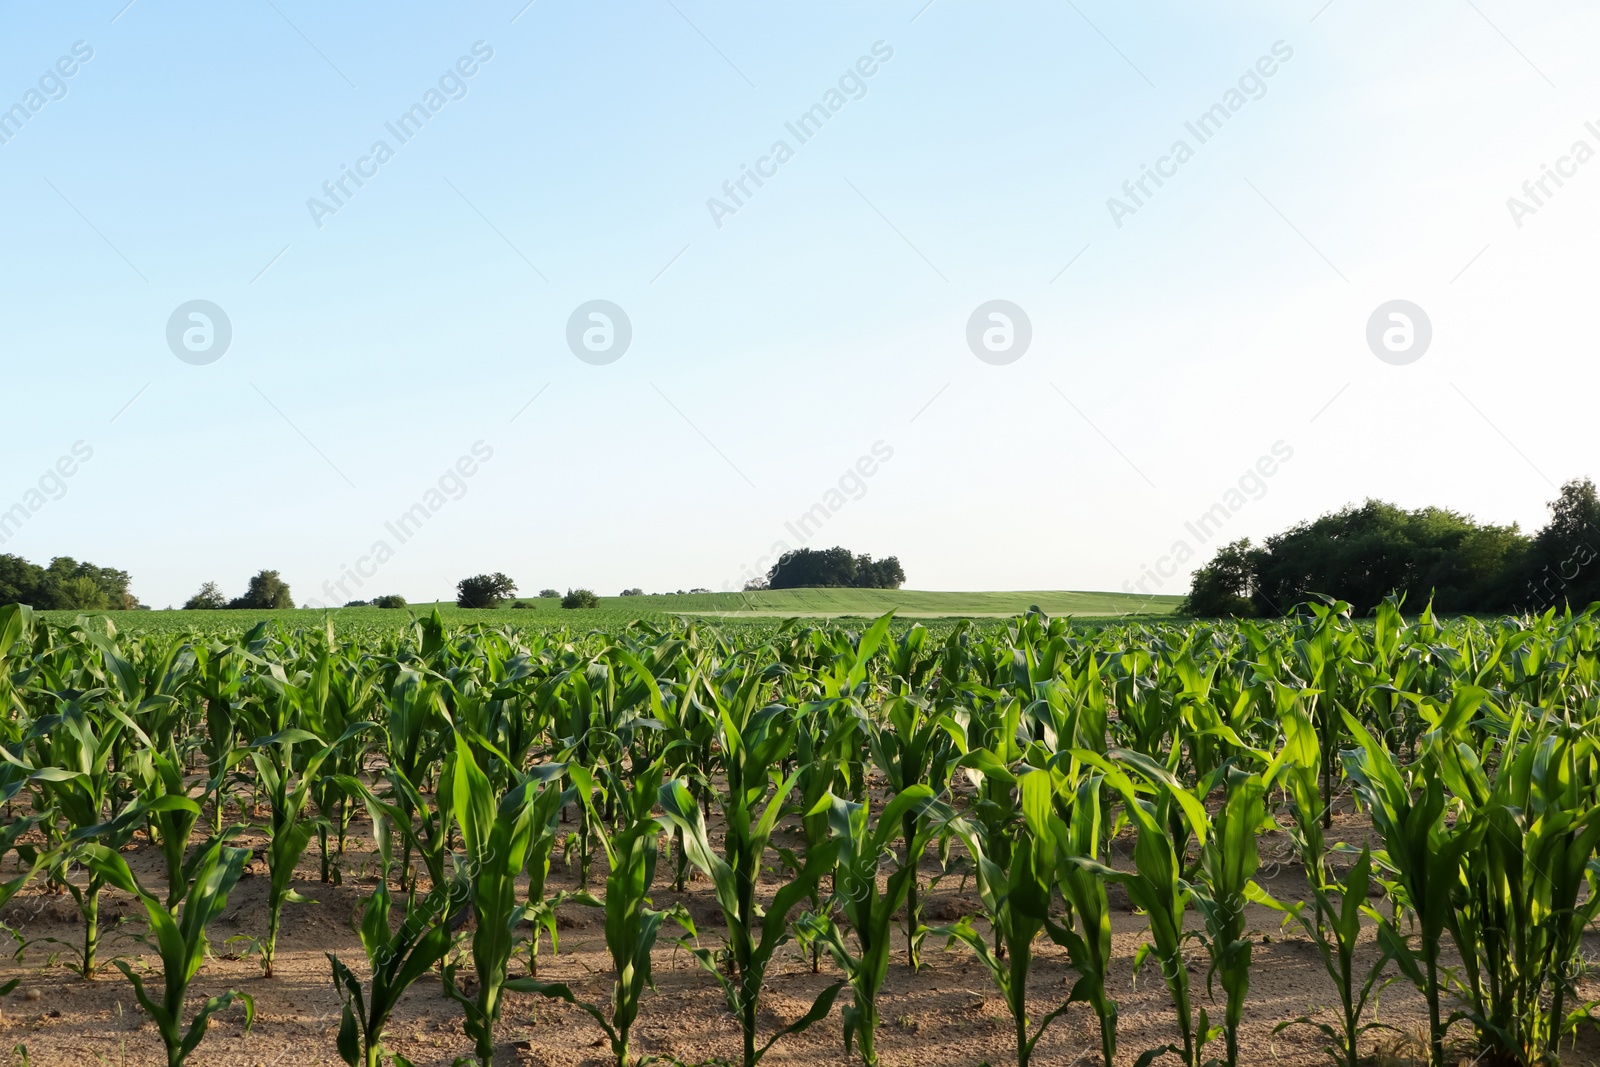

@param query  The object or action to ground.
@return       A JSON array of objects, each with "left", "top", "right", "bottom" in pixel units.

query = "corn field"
[{"left": 2, "top": 597, "right": 1599, "bottom": 1067}]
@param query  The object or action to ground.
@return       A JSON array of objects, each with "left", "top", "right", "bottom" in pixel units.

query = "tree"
[
  {"left": 44, "top": 558, "right": 134, "bottom": 609},
  {"left": 538, "top": 588, "right": 560, "bottom": 598},
  {"left": 1517, "top": 478, "right": 1600, "bottom": 611},
  {"left": 57, "top": 576, "right": 109, "bottom": 610},
  {"left": 620, "top": 588, "right": 644, "bottom": 596},
  {"left": 561, "top": 588, "right": 598, "bottom": 609},
  {"left": 858, "top": 555, "right": 906, "bottom": 589},
  {"left": 456, "top": 573, "right": 517, "bottom": 608},
  {"left": 1179, "top": 539, "right": 1260, "bottom": 617},
  {"left": 227, "top": 569, "right": 294, "bottom": 609},
  {"left": 764, "top": 546, "right": 906, "bottom": 590},
  {"left": 1250, "top": 502, "right": 1525, "bottom": 614},
  {"left": 1180, "top": 499, "right": 1532, "bottom": 616},
  {"left": 0, "top": 555, "right": 45, "bottom": 606},
  {"left": 184, "top": 582, "right": 227, "bottom": 610},
  {"left": 0, "top": 554, "right": 136, "bottom": 609},
  {"left": 371, "top": 594, "right": 407, "bottom": 609}
]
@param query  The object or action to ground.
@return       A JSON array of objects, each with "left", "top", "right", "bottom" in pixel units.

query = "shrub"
[
  {"left": 371, "top": 594, "right": 407, "bottom": 609},
  {"left": 509, "top": 600, "right": 535, "bottom": 609},
  {"left": 457, "top": 573, "right": 517, "bottom": 609},
  {"left": 343, "top": 600, "right": 371, "bottom": 608},
  {"left": 561, "top": 588, "right": 598, "bottom": 609},
  {"left": 538, "top": 588, "right": 560, "bottom": 598},
  {"left": 620, "top": 588, "right": 644, "bottom": 597}
]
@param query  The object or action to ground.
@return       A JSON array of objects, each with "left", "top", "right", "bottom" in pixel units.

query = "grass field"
[
  {"left": 618, "top": 587, "right": 1182, "bottom": 618},
  {"left": 37, "top": 588, "right": 1181, "bottom": 632}
]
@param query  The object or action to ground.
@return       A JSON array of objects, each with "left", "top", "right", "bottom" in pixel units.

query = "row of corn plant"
[{"left": 3, "top": 601, "right": 1600, "bottom": 1067}]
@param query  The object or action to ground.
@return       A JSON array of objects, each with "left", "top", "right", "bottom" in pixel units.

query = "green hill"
[
  {"left": 37, "top": 589, "right": 1179, "bottom": 633},
  {"left": 571, "top": 588, "right": 1178, "bottom": 619}
]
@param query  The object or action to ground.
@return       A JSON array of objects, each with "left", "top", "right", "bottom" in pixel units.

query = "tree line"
[
  {"left": 1, "top": 543, "right": 910, "bottom": 614},
  {"left": 1181, "top": 477, "right": 1600, "bottom": 616},
  {"left": 0, "top": 554, "right": 138, "bottom": 610}
]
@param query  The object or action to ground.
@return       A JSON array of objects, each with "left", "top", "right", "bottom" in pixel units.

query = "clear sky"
[{"left": 1, "top": 0, "right": 1595, "bottom": 608}]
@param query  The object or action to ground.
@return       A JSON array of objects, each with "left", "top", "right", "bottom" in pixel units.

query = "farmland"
[
  {"left": 1, "top": 599, "right": 1598, "bottom": 1067},
  {"left": 37, "top": 588, "right": 1183, "bottom": 634}
]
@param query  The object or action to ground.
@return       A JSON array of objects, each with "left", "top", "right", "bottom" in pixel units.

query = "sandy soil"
[{"left": 3, "top": 797, "right": 1599, "bottom": 1067}]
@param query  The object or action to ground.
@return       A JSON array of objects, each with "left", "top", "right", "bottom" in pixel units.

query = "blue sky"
[{"left": 1, "top": 0, "right": 1595, "bottom": 607}]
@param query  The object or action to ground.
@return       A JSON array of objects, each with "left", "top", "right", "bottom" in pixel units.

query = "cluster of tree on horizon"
[
  {"left": 184, "top": 570, "right": 296, "bottom": 610},
  {"left": 454, "top": 573, "right": 598, "bottom": 610},
  {"left": 342, "top": 595, "right": 409, "bottom": 608},
  {"left": 1181, "top": 477, "right": 1600, "bottom": 617},
  {"left": 0, "top": 555, "right": 139, "bottom": 610},
  {"left": 744, "top": 546, "right": 906, "bottom": 591}
]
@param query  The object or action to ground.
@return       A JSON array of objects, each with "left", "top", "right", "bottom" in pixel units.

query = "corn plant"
[
  {"left": 552, "top": 668, "right": 603, "bottom": 888},
  {"left": 12, "top": 587, "right": 1600, "bottom": 1067},
  {"left": 15, "top": 698, "right": 129, "bottom": 977},
  {"left": 0, "top": 604, "right": 28, "bottom": 704},
  {"left": 1341, "top": 705, "right": 1485, "bottom": 1067},
  {"left": 660, "top": 763, "right": 843, "bottom": 1067},
  {"left": 188, "top": 635, "right": 260, "bottom": 833},
  {"left": 1291, "top": 599, "right": 1366, "bottom": 828},
  {"left": 624, "top": 647, "right": 715, "bottom": 894},
  {"left": 82, "top": 837, "right": 254, "bottom": 1067},
  {"left": 866, "top": 691, "right": 956, "bottom": 971},
  {"left": 244, "top": 718, "right": 372, "bottom": 976},
  {"left": 1433, "top": 703, "right": 1600, "bottom": 1064},
  {"left": 1269, "top": 700, "right": 1393, "bottom": 1067},
  {"left": 441, "top": 732, "right": 568, "bottom": 1067},
  {"left": 950, "top": 715, "right": 1024, "bottom": 964},
  {"left": 814, "top": 783, "right": 948, "bottom": 1067},
  {"left": 100, "top": 707, "right": 208, "bottom": 914},
  {"left": 328, "top": 790, "right": 453, "bottom": 1067},
  {"left": 1187, "top": 765, "right": 1272, "bottom": 1067},
  {"left": 0, "top": 766, "right": 45, "bottom": 938},
  {"left": 659, "top": 652, "right": 856, "bottom": 1067},
  {"left": 1078, "top": 749, "right": 1212, "bottom": 1067},
  {"left": 298, "top": 629, "right": 377, "bottom": 883},
  {"left": 783, "top": 701, "right": 837, "bottom": 974},
  {"left": 513, "top": 760, "right": 692, "bottom": 1067},
  {"left": 1044, "top": 772, "right": 1118, "bottom": 1067},
  {"left": 936, "top": 766, "right": 1081, "bottom": 1067},
  {"left": 380, "top": 668, "right": 453, "bottom": 897},
  {"left": 512, "top": 756, "right": 573, "bottom": 981}
]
